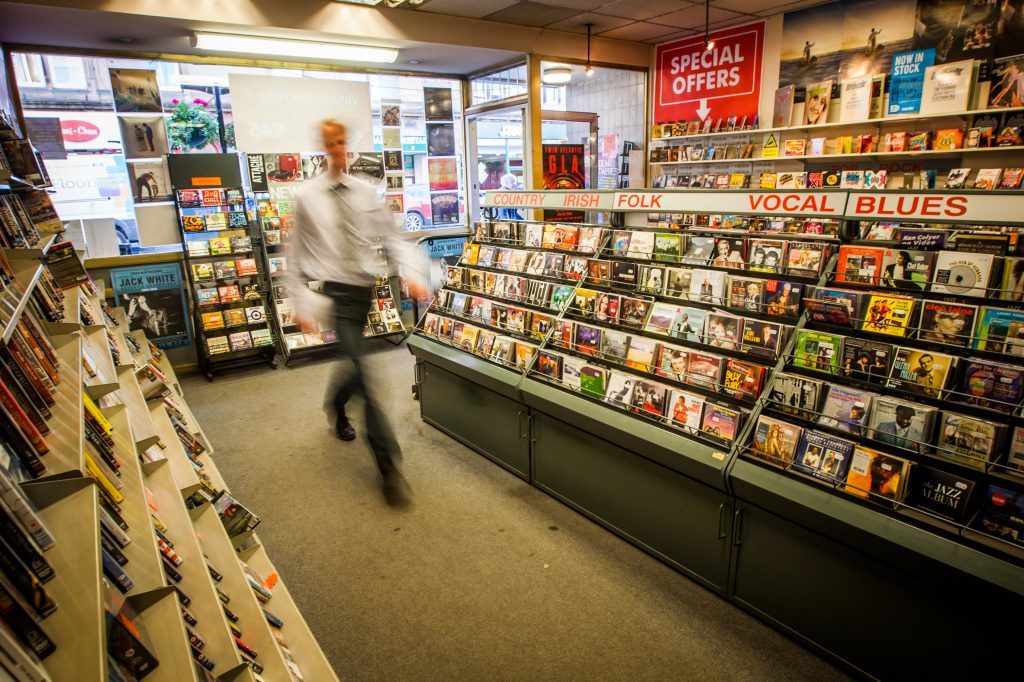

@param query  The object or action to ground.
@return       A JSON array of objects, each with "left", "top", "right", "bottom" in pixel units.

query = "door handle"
[
  {"left": 717, "top": 503, "right": 728, "bottom": 540},
  {"left": 732, "top": 508, "right": 744, "bottom": 547},
  {"left": 517, "top": 410, "right": 528, "bottom": 439}
]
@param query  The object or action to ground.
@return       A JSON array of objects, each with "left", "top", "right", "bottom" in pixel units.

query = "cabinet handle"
[
  {"left": 717, "top": 503, "right": 728, "bottom": 540},
  {"left": 732, "top": 508, "right": 744, "bottom": 547},
  {"left": 517, "top": 411, "right": 528, "bottom": 439}
]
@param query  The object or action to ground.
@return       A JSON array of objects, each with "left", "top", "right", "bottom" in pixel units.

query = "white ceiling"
[
  {"left": 410, "top": 0, "right": 832, "bottom": 43},
  {"left": 0, "top": 2, "right": 522, "bottom": 75}
]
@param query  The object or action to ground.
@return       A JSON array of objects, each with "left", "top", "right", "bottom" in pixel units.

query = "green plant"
[{"left": 167, "top": 98, "right": 220, "bottom": 152}]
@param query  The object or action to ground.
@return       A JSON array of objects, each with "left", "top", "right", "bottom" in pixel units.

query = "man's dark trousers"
[{"left": 324, "top": 282, "right": 401, "bottom": 478}]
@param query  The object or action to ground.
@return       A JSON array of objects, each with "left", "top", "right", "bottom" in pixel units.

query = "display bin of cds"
[
  {"left": 408, "top": 214, "right": 611, "bottom": 477},
  {"left": 245, "top": 152, "right": 407, "bottom": 365},
  {"left": 733, "top": 189, "right": 1024, "bottom": 676},
  {"left": 522, "top": 191, "right": 838, "bottom": 589},
  {"left": 167, "top": 154, "right": 276, "bottom": 379}
]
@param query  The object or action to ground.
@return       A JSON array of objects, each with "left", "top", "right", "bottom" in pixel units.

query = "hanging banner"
[
  {"left": 110, "top": 263, "right": 192, "bottom": 349},
  {"left": 542, "top": 144, "right": 586, "bottom": 222},
  {"left": 654, "top": 21, "right": 765, "bottom": 126},
  {"left": 229, "top": 74, "right": 372, "bottom": 153}
]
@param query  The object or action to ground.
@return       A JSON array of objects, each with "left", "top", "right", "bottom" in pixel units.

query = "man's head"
[
  {"left": 321, "top": 119, "right": 347, "bottom": 172},
  {"left": 895, "top": 405, "right": 915, "bottom": 428},
  {"left": 918, "top": 354, "right": 934, "bottom": 370}
]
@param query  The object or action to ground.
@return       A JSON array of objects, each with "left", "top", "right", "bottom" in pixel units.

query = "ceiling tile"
[
  {"left": 652, "top": 28, "right": 701, "bottom": 44},
  {"left": 594, "top": 0, "right": 696, "bottom": 22},
  {"left": 710, "top": 0, "right": 776, "bottom": 12},
  {"left": 484, "top": 2, "right": 580, "bottom": 26},
  {"left": 650, "top": 5, "right": 743, "bottom": 30},
  {"left": 754, "top": 0, "right": 833, "bottom": 17},
  {"left": 597, "top": 20, "right": 682, "bottom": 42},
  {"left": 545, "top": 12, "right": 634, "bottom": 34},
  {"left": 534, "top": 0, "right": 617, "bottom": 10},
  {"left": 415, "top": 0, "right": 519, "bottom": 20}
]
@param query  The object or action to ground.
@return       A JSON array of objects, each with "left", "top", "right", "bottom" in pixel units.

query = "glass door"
[
  {"left": 466, "top": 103, "right": 527, "bottom": 222},
  {"left": 541, "top": 111, "right": 599, "bottom": 190}
]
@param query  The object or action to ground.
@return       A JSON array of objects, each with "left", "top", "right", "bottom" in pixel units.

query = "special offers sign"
[{"left": 655, "top": 21, "right": 764, "bottom": 125}]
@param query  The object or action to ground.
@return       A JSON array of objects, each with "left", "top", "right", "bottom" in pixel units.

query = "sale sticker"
[{"left": 655, "top": 21, "right": 765, "bottom": 125}]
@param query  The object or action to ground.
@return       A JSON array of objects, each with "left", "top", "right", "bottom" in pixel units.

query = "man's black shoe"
[
  {"left": 336, "top": 421, "right": 356, "bottom": 441},
  {"left": 382, "top": 471, "right": 411, "bottom": 509}
]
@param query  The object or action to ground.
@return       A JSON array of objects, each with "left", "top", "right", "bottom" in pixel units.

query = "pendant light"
[
  {"left": 704, "top": 0, "right": 715, "bottom": 52},
  {"left": 585, "top": 23, "right": 595, "bottom": 77}
]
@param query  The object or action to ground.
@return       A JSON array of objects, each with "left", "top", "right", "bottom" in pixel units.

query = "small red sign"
[
  {"left": 62, "top": 120, "right": 100, "bottom": 142},
  {"left": 191, "top": 177, "right": 223, "bottom": 187},
  {"left": 655, "top": 21, "right": 765, "bottom": 125}
]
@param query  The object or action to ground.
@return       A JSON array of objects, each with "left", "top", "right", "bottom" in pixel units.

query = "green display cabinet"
[
  {"left": 408, "top": 335, "right": 531, "bottom": 479},
  {"left": 728, "top": 459, "right": 1024, "bottom": 677},
  {"left": 522, "top": 379, "right": 734, "bottom": 592}
]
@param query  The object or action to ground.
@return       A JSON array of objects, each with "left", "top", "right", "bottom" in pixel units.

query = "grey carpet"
[{"left": 180, "top": 343, "right": 848, "bottom": 681}]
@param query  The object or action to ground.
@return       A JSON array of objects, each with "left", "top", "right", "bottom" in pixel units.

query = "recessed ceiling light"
[
  {"left": 191, "top": 32, "right": 398, "bottom": 63},
  {"left": 542, "top": 66, "right": 572, "bottom": 85}
]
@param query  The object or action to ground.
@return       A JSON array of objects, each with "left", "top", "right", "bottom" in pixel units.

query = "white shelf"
[
  {"left": 129, "top": 587, "right": 200, "bottom": 682},
  {"left": 21, "top": 478, "right": 105, "bottom": 682},
  {"left": 651, "top": 105, "right": 1024, "bottom": 143},
  {"left": 244, "top": 543, "right": 341, "bottom": 682},
  {"left": 191, "top": 505, "right": 292, "bottom": 681},
  {"left": 117, "top": 364, "right": 160, "bottom": 451},
  {"left": 144, "top": 460, "right": 243, "bottom": 673},
  {"left": 0, "top": 261, "right": 44, "bottom": 344},
  {"left": 35, "top": 332, "right": 85, "bottom": 481},
  {"left": 83, "top": 325, "right": 118, "bottom": 388},
  {"left": 103, "top": 404, "right": 166, "bottom": 595},
  {"left": 650, "top": 145, "right": 1024, "bottom": 166},
  {"left": 148, "top": 401, "right": 203, "bottom": 497}
]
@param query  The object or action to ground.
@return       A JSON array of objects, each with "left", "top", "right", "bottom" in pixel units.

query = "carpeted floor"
[{"left": 181, "top": 342, "right": 848, "bottom": 681}]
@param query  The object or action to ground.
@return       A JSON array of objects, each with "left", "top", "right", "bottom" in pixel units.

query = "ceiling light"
[
  {"left": 585, "top": 23, "right": 595, "bottom": 76},
  {"left": 191, "top": 32, "right": 398, "bottom": 64},
  {"left": 542, "top": 67, "right": 572, "bottom": 85},
  {"left": 703, "top": 0, "right": 714, "bottom": 52}
]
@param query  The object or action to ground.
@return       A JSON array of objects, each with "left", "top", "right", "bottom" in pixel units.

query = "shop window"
[
  {"left": 12, "top": 51, "right": 469, "bottom": 259},
  {"left": 12, "top": 54, "right": 46, "bottom": 88},
  {"left": 470, "top": 64, "right": 527, "bottom": 106},
  {"left": 45, "top": 56, "right": 88, "bottom": 89}
]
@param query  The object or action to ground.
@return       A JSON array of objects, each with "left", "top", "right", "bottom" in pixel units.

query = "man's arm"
[
  {"left": 362, "top": 188, "right": 428, "bottom": 297},
  {"left": 286, "top": 191, "right": 327, "bottom": 319}
]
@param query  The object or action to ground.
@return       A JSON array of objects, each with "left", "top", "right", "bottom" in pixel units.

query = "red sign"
[
  {"left": 62, "top": 119, "right": 100, "bottom": 142},
  {"left": 655, "top": 21, "right": 764, "bottom": 125},
  {"left": 542, "top": 144, "right": 586, "bottom": 222}
]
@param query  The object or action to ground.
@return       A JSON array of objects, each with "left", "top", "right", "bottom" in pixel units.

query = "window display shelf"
[{"left": 651, "top": 105, "right": 1024, "bottom": 144}]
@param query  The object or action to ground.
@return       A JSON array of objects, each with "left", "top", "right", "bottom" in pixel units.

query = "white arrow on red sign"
[{"left": 695, "top": 99, "right": 711, "bottom": 121}]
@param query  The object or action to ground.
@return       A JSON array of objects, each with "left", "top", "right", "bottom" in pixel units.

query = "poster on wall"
[
  {"left": 913, "top": 0, "right": 997, "bottom": 64},
  {"left": 542, "top": 144, "right": 586, "bottom": 222},
  {"left": 654, "top": 21, "right": 765, "bottom": 125},
  {"left": 888, "top": 48, "right": 937, "bottom": 114},
  {"left": 346, "top": 151, "right": 385, "bottom": 186},
  {"left": 430, "top": 192, "right": 460, "bottom": 225},
  {"left": 128, "top": 159, "right": 172, "bottom": 202},
  {"left": 24, "top": 117, "right": 66, "bottom": 160},
  {"left": 428, "top": 157, "right": 458, "bottom": 191},
  {"left": 111, "top": 263, "right": 192, "bottom": 349},
  {"left": 779, "top": 0, "right": 915, "bottom": 89},
  {"left": 382, "top": 101, "right": 401, "bottom": 127},
  {"left": 229, "top": 74, "right": 372, "bottom": 153},
  {"left": 301, "top": 154, "right": 327, "bottom": 180},
  {"left": 426, "top": 123, "right": 456, "bottom": 156},
  {"left": 423, "top": 87, "right": 454, "bottom": 121},
  {"left": 109, "top": 68, "right": 163, "bottom": 113},
  {"left": 118, "top": 116, "right": 168, "bottom": 158}
]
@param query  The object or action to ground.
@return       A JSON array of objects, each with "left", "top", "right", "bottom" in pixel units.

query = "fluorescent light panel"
[{"left": 192, "top": 32, "right": 398, "bottom": 64}]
